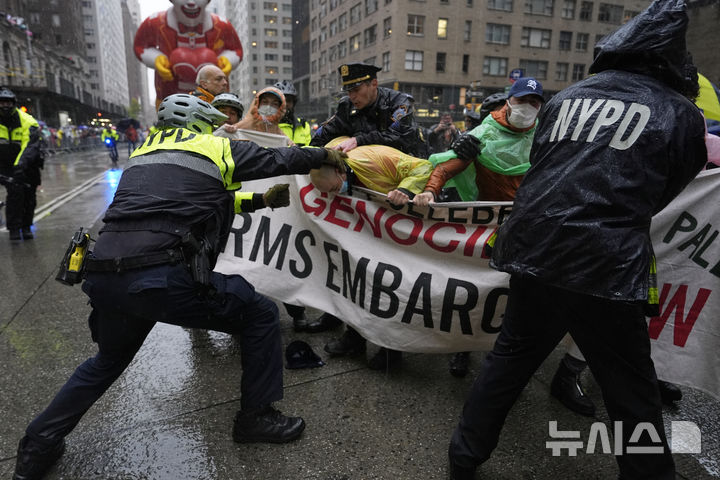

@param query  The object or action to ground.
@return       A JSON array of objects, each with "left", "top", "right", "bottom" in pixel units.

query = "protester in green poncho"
[{"left": 415, "top": 78, "right": 544, "bottom": 204}]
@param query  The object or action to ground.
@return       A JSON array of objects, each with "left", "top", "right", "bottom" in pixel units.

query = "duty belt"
[{"left": 85, "top": 249, "right": 184, "bottom": 273}]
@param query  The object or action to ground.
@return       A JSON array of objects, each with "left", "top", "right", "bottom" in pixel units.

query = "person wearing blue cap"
[
  {"left": 447, "top": 0, "right": 707, "bottom": 478},
  {"left": 416, "top": 77, "right": 544, "bottom": 205}
]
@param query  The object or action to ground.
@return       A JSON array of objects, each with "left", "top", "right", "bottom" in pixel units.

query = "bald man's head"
[{"left": 196, "top": 65, "right": 229, "bottom": 96}]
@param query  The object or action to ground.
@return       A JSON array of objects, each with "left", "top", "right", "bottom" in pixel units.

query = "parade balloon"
[{"left": 169, "top": 47, "right": 218, "bottom": 83}]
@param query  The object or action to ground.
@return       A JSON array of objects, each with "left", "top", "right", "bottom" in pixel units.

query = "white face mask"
[
  {"left": 258, "top": 105, "right": 278, "bottom": 118},
  {"left": 507, "top": 100, "right": 539, "bottom": 129}
]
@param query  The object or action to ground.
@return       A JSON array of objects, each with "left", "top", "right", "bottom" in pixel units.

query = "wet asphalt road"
[{"left": 0, "top": 147, "right": 718, "bottom": 479}]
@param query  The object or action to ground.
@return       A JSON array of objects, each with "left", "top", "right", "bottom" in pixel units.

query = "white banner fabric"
[{"left": 215, "top": 170, "right": 720, "bottom": 398}]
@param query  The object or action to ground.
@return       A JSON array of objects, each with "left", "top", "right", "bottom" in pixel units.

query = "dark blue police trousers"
[
  {"left": 25, "top": 263, "right": 283, "bottom": 444},
  {"left": 449, "top": 275, "right": 675, "bottom": 480}
]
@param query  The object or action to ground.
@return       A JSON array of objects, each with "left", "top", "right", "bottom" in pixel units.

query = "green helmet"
[{"left": 157, "top": 94, "right": 228, "bottom": 134}]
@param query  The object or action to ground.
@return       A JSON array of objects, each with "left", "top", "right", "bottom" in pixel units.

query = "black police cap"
[{"left": 338, "top": 63, "right": 382, "bottom": 91}]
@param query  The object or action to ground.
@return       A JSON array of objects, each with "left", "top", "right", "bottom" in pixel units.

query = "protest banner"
[{"left": 215, "top": 170, "right": 720, "bottom": 398}]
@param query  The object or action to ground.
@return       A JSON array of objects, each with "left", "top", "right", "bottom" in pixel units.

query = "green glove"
[
  {"left": 263, "top": 183, "right": 290, "bottom": 209},
  {"left": 323, "top": 148, "right": 348, "bottom": 173}
]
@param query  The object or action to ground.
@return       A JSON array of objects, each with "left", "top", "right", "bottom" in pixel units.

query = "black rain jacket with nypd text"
[
  {"left": 491, "top": 0, "right": 707, "bottom": 302},
  {"left": 311, "top": 86, "right": 425, "bottom": 157}
]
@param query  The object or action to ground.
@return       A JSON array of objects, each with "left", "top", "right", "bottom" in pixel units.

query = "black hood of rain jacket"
[{"left": 490, "top": 0, "right": 707, "bottom": 302}]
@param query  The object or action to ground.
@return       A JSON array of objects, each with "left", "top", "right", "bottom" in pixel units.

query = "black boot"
[
  {"left": 550, "top": 354, "right": 596, "bottom": 417},
  {"left": 13, "top": 435, "right": 65, "bottom": 480},
  {"left": 9, "top": 229, "right": 21, "bottom": 241},
  {"left": 368, "top": 347, "right": 402, "bottom": 371},
  {"left": 658, "top": 380, "right": 682, "bottom": 404},
  {"left": 449, "top": 352, "right": 470, "bottom": 378},
  {"left": 22, "top": 227, "right": 34, "bottom": 239},
  {"left": 324, "top": 326, "right": 366, "bottom": 356},
  {"left": 232, "top": 405, "right": 305, "bottom": 443},
  {"left": 292, "top": 313, "right": 309, "bottom": 332},
  {"left": 306, "top": 312, "right": 343, "bottom": 333},
  {"left": 448, "top": 455, "right": 476, "bottom": 480}
]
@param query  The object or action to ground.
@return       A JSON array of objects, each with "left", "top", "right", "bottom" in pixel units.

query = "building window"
[
  {"left": 265, "top": 28, "right": 278, "bottom": 36},
  {"left": 265, "top": 15, "right": 278, "bottom": 23},
  {"left": 521, "top": 27, "right": 551, "bottom": 48},
  {"left": 486, "top": 23, "right": 511, "bottom": 44},
  {"left": 405, "top": 50, "right": 423, "bottom": 71},
  {"left": 350, "top": 33, "right": 361, "bottom": 52},
  {"left": 595, "top": 33, "right": 606, "bottom": 45},
  {"left": 265, "top": 53, "right": 278, "bottom": 60},
  {"left": 311, "top": 39, "right": 317, "bottom": 53},
  {"left": 556, "top": 62, "right": 568, "bottom": 81},
  {"left": 519, "top": 59, "right": 548, "bottom": 79},
  {"left": 364, "top": 25, "right": 377, "bottom": 46},
  {"left": 464, "top": 20, "right": 472, "bottom": 41},
  {"left": 579, "top": 1, "right": 593, "bottom": 20},
  {"left": 366, "top": 0, "right": 378, "bottom": 15},
  {"left": 525, "top": 0, "right": 553, "bottom": 15},
  {"left": 338, "top": 40, "right": 347, "bottom": 58},
  {"left": 339, "top": 13, "right": 348, "bottom": 30},
  {"left": 467, "top": 0, "right": 474, "bottom": 5},
  {"left": 598, "top": 3, "right": 623, "bottom": 24},
  {"left": 282, "top": 42, "right": 292, "bottom": 49},
  {"left": 350, "top": 3, "right": 362, "bottom": 24},
  {"left": 283, "top": 16, "right": 292, "bottom": 24},
  {"left": 265, "top": 66, "right": 279, "bottom": 74},
  {"left": 382, "top": 51, "right": 391, "bottom": 71},
  {"left": 311, "top": 60, "right": 317, "bottom": 73},
  {"left": 561, "top": 0, "right": 575, "bottom": 17},
  {"left": 265, "top": 41, "right": 278, "bottom": 48},
  {"left": 407, "top": 15, "right": 424, "bottom": 35},
  {"left": 384, "top": 17, "right": 392, "bottom": 37},
  {"left": 572, "top": 63, "right": 585, "bottom": 81},
  {"left": 488, "top": 0, "right": 513, "bottom": 11},
  {"left": 330, "top": 20, "right": 338, "bottom": 36},
  {"left": 483, "top": 56, "right": 508, "bottom": 76},
  {"left": 320, "top": 27, "right": 327, "bottom": 42},
  {"left": 364, "top": 56, "right": 377, "bottom": 66},
  {"left": 462, "top": 54, "right": 469, "bottom": 73},
  {"left": 575, "top": 32, "right": 589, "bottom": 51},
  {"left": 624, "top": 9, "right": 639, "bottom": 21},
  {"left": 436, "top": 52, "right": 447, "bottom": 72},
  {"left": 283, "top": 55, "right": 292, "bottom": 61},
  {"left": 559, "top": 31, "right": 572, "bottom": 50},
  {"left": 438, "top": 18, "right": 448, "bottom": 39}
]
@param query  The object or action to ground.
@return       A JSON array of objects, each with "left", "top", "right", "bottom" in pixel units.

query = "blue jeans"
[
  {"left": 26, "top": 264, "right": 283, "bottom": 443},
  {"left": 449, "top": 275, "right": 674, "bottom": 480}
]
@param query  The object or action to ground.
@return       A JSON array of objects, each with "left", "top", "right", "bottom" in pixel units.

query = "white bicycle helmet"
[
  {"left": 273, "top": 80, "right": 297, "bottom": 98},
  {"left": 157, "top": 94, "right": 228, "bottom": 134},
  {"left": 212, "top": 93, "right": 245, "bottom": 117}
]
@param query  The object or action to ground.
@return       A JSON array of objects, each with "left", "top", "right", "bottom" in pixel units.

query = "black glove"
[
  {"left": 323, "top": 148, "right": 348, "bottom": 173},
  {"left": 263, "top": 183, "right": 290, "bottom": 209},
  {"left": 451, "top": 134, "right": 483, "bottom": 162}
]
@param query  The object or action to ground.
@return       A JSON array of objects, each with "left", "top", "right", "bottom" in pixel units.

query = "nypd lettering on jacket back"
[{"left": 549, "top": 98, "right": 651, "bottom": 150}]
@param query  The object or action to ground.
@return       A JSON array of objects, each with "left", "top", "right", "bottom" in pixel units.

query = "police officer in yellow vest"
[
  {"left": 13, "top": 94, "right": 348, "bottom": 480},
  {"left": 274, "top": 80, "right": 312, "bottom": 146},
  {"left": 0, "top": 86, "right": 44, "bottom": 241}
]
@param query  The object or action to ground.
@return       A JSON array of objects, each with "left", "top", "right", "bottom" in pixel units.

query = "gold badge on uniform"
[{"left": 340, "top": 65, "right": 349, "bottom": 76}]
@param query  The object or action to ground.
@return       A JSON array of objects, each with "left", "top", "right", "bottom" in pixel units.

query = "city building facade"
[
  {"left": 227, "top": 0, "right": 295, "bottom": 107},
  {"left": 305, "top": 0, "right": 652, "bottom": 125}
]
